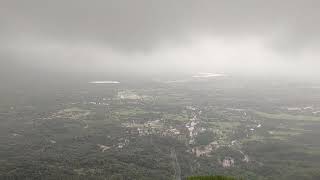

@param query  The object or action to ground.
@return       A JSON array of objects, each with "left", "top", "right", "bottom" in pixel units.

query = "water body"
[
  {"left": 192, "top": 73, "right": 226, "bottom": 78},
  {"left": 89, "top": 81, "right": 120, "bottom": 84}
]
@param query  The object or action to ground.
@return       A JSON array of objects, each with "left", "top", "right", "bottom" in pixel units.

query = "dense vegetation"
[
  {"left": 1, "top": 77, "right": 320, "bottom": 179},
  {"left": 188, "top": 175, "right": 239, "bottom": 180}
]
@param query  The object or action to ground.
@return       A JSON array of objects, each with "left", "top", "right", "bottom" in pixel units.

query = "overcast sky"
[{"left": 1, "top": 0, "right": 320, "bottom": 78}]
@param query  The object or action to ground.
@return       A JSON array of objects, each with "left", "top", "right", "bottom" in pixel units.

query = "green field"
[{"left": 253, "top": 111, "right": 320, "bottom": 121}]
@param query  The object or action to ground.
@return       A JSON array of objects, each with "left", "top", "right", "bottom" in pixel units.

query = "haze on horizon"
[{"left": 1, "top": 0, "right": 320, "bottom": 79}]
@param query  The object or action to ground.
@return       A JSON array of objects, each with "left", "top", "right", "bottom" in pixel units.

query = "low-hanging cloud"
[{"left": 1, "top": 0, "right": 320, "bottom": 77}]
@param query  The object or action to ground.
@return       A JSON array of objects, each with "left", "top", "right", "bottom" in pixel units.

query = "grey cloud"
[
  {"left": 1, "top": 0, "right": 319, "bottom": 51},
  {"left": 1, "top": 0, "right": 320, "bottom": 79}
]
